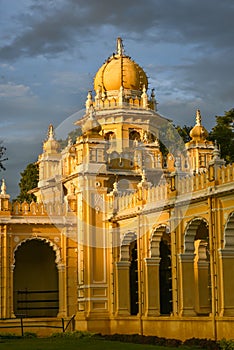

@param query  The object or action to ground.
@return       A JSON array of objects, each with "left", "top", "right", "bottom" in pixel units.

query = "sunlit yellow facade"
[{"left": 0, "top": 38, "right": 233, "bottom": 340}]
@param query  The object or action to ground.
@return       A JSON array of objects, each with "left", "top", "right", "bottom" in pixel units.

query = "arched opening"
[
  {"left": 224, "top": 212, "right": 234, "bottom": 249},
  {"left": 184, "top": 218, "right": 211, "bottom": 315},
  {"left": 159, "top": 234, "right": 172, "bottom": 315},
  {"left": 105, "top": 131, "right": 116, "bottom": 150},
  {"left": 129, "top": 240, "right": 138, "bottom": 315},
  {"left": 129, "top": 129, "right": 141, "bottom": 147},
  {"left": 13, "top": 239, "right": 59, "bottom": 318},
  {"left": 150, "top": 225, "right": 172, "bottom": 315}
]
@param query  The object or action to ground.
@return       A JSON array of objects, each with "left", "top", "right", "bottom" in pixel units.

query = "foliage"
[
  {"left": 23, "top": 332, "right": 37, "bottom": 338},
  {"left": 0, "top": 141, "right": 7, "bottom": 171},
  {"left": 58, "top": 128, "right": 82, "bottom": 149},
  {"left": 0, "top": 332, "right": 20, "bottom": 339},
  {"left": 183, "top": 337, "right": 219, "bottom": 349},
  {"left": 208, "top": 108, "right": 234, "bottom": 164},
  {"left": 159, "top": 124, "right": 192, "bottom": 158},
  {"left": 95, "top": 333, "right": 183, "bottom": 347},
  {"left": 176, "top": 125, "right": 193, "bottom": 143},
  {"left": 219, "top": 339, "right": 234, "bottom": 350},
  {"left": 50, "top": 331, "right": 93, "bottom": 339},
  {"left": 16, "top": 163, "right": 39, "bottom": 203}
]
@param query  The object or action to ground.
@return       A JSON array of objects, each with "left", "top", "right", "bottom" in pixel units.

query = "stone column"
[
  {"left": 194, "top": 260, "right": 211, "bottom": 314},
  {"left": 178, "top": 253, "right": 196, "bottom": 316},
  {"left": 144, "top": 257, "right": 161, "bottom": 316},
  {"left": 115, "top": 261, "right": 130, "bottom": 315},
  {"left": 57, "top": 263, "right": 67, "bottom": 317},
  {"left": 10, "top": 264, "right": 16, "bottom": 318},
  {"left": 218, "top": 249, "right": 234, "bottom": 316}
]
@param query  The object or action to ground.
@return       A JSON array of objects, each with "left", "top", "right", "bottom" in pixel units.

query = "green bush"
[
  {"left": 0, "top": 332, "right": 21, "bottom": 339},
  {"left": 50, "top": 330, "right": 93, "bottom": 339},
  {"left": 23, "top": 332, "right": 37, "bottom": 338},
  {"left": 219, "top": 339, "right": 234, "bottom": 350},
  {"left": 183, "top": 337, "right": 219, "bottom": 349}
]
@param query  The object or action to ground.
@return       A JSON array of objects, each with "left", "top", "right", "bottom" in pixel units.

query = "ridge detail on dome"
[{"left": 86, "top": 38, "right": 157, "bottom": 111}]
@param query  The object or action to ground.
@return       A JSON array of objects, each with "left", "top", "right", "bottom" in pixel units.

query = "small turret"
[
  {"left": 186, "top": 109, "right": 214, "bottom": 173},
  {"left": 43, "top": 124, "right": 59, "bottom": 154}
]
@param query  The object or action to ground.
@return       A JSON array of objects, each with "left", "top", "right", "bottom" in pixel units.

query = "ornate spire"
[
  {"left": 43, "top": 124, "right": 59, "bottom": 154},
  {"left": 213, "top": 140, "right": 221, "bottom": 160},
  {"left": 141, "top": 84, "right": 148, "bottom": 108},
  {"left": 1, "top": 179, "right": 6, "bottom": 195},
  {"left": 116, "top": 37, "right": 124, "bottom": 56},
  {"left": 196, "top": 109, "right": 201, "bottom": 126},
  {"left": 48, "top": 124, "right": 55, "bottom": 140}
]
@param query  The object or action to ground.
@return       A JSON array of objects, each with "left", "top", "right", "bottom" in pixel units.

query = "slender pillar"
[
  {"left": 144, "top": 257, "right": 161, "bottom": 316},
  {"left": 115, "top": 261, "right": 130, "bottom": 315},
  {"left": 218, "top": 249, "right": 234, "bottom": 316},
  {"left": 57, "top": 263, "right": 67, "bottom": 317},
  {"left": 194, "top": 260, "right": 211, "bottom": 314},
  {"left": 178, "top": 253, "right": 196, "bottom": 316}
]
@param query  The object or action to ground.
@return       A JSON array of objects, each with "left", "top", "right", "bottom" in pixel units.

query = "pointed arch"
[
  {"left": 150, "top": 224, "right": 170, "bottom": 258},
  {"left": 120, "top": 231, "right": 137, "bottom": 261},
  {"left": 224, "top": 212, "right": 234, "bottom": 249},
  {"left": 184, "top": 217, "right": 209, "bottom": 254}
]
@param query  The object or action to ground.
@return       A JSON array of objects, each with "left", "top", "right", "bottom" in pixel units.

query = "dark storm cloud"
[{"left": 1, "top": 0, "right": 234, "bottom": 60}]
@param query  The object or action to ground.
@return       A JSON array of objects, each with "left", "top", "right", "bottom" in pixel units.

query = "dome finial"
[
  {"left": 48, "top": 124, "right": 54, "bottom": 140},
  {"left": 116, "top": 37, "right": 124, "bottom": 56},
  {"left": 1, "top": 179, "right": 6, "bottom": 195},
  {"left": 196, "top": 109, "right": 201, "bottom": 126}
]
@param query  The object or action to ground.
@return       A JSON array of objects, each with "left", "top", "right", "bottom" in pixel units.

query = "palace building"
[{"left": 0, "top": 38, "right": 233, "bottom": 340}]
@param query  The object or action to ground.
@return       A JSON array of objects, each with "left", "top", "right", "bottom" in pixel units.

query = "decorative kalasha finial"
[
  {"left": 1, "top": 179, "right": 6, "bottom": 195},
  {"left": 86, "top": 90, "right": 93, "bottom": 111},
  {"left": 196, "top": 109, "right": 202, "bottom": 126},
  {"left": 213, "top": 140, "right": 221, "bottom": 160},
  {"left": 88, "top": 104, "right": 95, "bottom": 120},
  {"left": 116, "top": 37, "right": 124, "bottom": 56},
  {"left": 48, "top": 124, "right": 55, "bottom": 140}
]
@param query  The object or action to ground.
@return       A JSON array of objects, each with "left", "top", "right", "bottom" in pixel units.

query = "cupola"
[{"left": 88, "top": 38, "right": 157, "bottom": 111}]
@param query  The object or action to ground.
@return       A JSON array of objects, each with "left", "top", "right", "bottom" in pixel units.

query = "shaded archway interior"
[{"left": 13, "top": 239, "right": 59, "bottom": 318}]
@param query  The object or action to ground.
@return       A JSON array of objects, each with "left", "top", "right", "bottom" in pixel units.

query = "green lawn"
[{"left": 0, "top": 337, "right": 202, "bottom": 350}]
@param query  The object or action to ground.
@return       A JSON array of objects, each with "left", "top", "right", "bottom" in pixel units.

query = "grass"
[
  {"left": 0, "top": 332, "right": 217, "bottom": 350},
  {"left": 0, "top": 337, "right": 186, "bottom": 350}
]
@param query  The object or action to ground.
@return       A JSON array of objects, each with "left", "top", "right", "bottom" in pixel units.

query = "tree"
[
  {"left": 159, "top": 124, "right": 192, "bottom": 157},
  {"left": 58, "top": 127, "right": 82, "bottom": 149},
  {"left": 16, "top": 163, "right": 39, "bottom": 203},
  {"left": 176, "top": 125, "right": 193, "bottom": 143},
  {"left": 0, "top": 141, "right": 7, "bottom": 171},
  {"left": 208, "top": 109, "right": 234, "bottom": 164}
]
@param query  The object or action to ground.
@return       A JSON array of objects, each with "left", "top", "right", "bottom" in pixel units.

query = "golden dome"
[
  {"left": 189, "top": 110, "right": 209, "bottom": 141},
  {"left": 94, "top": 38, "right": 148, "bottom": 93}
]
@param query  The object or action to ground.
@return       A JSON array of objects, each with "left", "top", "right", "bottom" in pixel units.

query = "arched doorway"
[
  {"left": 184, "top": 218, "right": 211, "bottom": 315},
  {"left": 13, "top": 239, "right": 59, "bottom": 318}
]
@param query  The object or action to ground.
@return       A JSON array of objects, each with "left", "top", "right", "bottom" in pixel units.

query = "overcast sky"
[{"left": 0, "top": 0, "right": 234, "bottom": 198}]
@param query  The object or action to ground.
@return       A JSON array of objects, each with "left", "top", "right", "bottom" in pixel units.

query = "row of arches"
[
  {"left": 119, "top": 212, "right": 234, "bottom": 317},
  {"left": 10, "top": 212, "right": 234, "bottom": 318}
]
